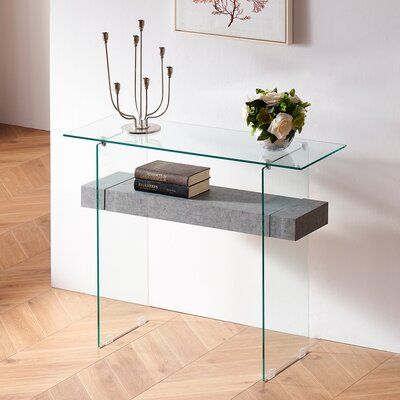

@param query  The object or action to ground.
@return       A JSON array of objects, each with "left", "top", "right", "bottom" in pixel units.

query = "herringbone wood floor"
[{"left": 0, "top": 123, "right": 399, "bottom": 400}]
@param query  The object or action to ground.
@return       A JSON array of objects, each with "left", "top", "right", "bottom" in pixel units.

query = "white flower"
[
  {"left": 268, "top": 113, "right": 293, "bottom": 139},
  {"left": 260, "top": 92, "right": 283, "bottom": 106},
  {"left": 242, "top": 105, "right": 250, "bottom": 121},
  {"left": 248, "top": 94, "right": 262, "bottom": 102},
  {"left": 289, "top": 94, "right": 301, "bottom": 104},
  {"left": 248, "top": 92, "right": 283, "bottom": 106}
]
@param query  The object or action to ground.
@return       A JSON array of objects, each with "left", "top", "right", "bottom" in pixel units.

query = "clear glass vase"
[{"left": 260, "top": 135, "right": 294, "bottom": 151}]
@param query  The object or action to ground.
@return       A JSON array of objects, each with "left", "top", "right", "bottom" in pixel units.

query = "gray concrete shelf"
[{"left": 82, "top": 172, "right": 328, "bottom": 241}]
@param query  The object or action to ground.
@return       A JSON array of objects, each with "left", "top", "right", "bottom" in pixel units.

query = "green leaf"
[
  {"left": 259, "top": 123, "right": 271, "bottom": 131},
  {"left": 257, "top": 130, "right": 269, "bottom": 141},
  {"left": 287, "top": 130, "right": 296, "bottom": 141},
  {"left": 292, "top": 105, "right": 301, "bottom": 118},
  {"left": 290, "top": 89, "right": 296, "bottom": 96},
  {"left": 270, "top": 134, "right": 278, "bottom": 143},
  {"left": 286, "top": 102, "right": 296, "bottom": 114},
  {"left": 293, "top": 113, "right": 306, "bottom": 129},
  {"left": 247, "top": 99, "right": 266, "bottom": 109},
  {"left": 256, "top": 108, "right": 273, "bottom": 125}
]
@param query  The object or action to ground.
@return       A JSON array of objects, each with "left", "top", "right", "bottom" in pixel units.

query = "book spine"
[
  {"left": 134, "top": 167, "right": 188, "bottom": 185},
  {"left": 134, "top": 179, "right": 190, "bottom": 198}
]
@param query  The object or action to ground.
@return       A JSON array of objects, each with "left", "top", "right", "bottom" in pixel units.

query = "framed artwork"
[{"left": 175, "top": 0, "right": 292, "bottom": 45}]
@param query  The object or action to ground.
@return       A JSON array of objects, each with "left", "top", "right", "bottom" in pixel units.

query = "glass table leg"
[
  {"left": 95, "top": 141, "right": 150, "bottom": 349},
  {"left": 96, "top": 142, "right": 101, "bottom": 348},
  {"left": 261, "top": 166, "right": 314, "bottom": 382},
  {"left": 261, "top": 165, "right": 268, "bottom": 381}
]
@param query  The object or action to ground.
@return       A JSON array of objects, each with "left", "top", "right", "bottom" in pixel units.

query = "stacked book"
[{"left": 134, "top": 160, "right": 210, "bottom": 199}]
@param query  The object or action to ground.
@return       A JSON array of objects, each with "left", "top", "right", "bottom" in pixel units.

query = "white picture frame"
[{"left": 175, "top": 0, "right": 292, "bottom": 45}]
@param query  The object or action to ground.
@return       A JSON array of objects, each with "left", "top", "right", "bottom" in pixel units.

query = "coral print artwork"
[
  {"left": 176, "top": 0, "right": 292, "bottom": 44},
  {"left": 193, "top": 0, "right": 270, "bottom": 28}
]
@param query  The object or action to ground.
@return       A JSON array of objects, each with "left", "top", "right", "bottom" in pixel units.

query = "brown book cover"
[
  {"left": 135, "top": 160, "right": 210, "bottom": 186},
  {"left": 134, "top": 178, "right": 210, "bottom": 198}
]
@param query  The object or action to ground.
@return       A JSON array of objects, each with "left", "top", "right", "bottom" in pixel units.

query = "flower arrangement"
[{"left": 244, "top": 88, "right": 311, "bottom": 150}]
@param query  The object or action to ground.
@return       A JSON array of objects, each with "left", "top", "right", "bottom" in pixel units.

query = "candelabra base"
[{"left": 121, "top": 123, "right": 161, "bottom": 134}]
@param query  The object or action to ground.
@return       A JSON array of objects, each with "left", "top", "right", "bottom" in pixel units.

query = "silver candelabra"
[{"left": 102, "top": 19, "right": 173, "bottom": 134}]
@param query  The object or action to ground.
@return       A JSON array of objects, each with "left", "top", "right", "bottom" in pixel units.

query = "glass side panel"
[
  {"left": 97, "top": 143, "right": 150, "bottom": 348},
  {"left": 263, "top": 167, "right": 315, "bottom": 381},
  {"left": 64, "top": 115, "right": 345, "bottom": 170}
]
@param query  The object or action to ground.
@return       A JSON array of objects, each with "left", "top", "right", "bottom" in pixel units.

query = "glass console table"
[{"left": 64, "top": 115, "right": 345, "bottom": 382}]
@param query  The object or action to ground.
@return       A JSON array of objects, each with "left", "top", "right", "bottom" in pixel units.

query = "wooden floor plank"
[
  {"left": 310, "top": 341, "right": 392, "bottom": 383},
  {"left": 0, "top": 318, "right": 16, "bottom": 360},
  {"left": 0, "top": 231, "right": 26, "bottom": 269},
  {"left": 134, "top": 327, "right": 262, "bottom": 400},
  {"left": 34, "top": 392, "right": 54, "bottom": 400},
  {"left": 34, "top": 213, "right": 51, "bottom": 243},
  {"left": 106, "top": 342, "right": 158, "bottom": 398},
  {"left": 0, "top": 181, "right": 10, "bottom": 201},
  {"left": 312, "top": 340, "right": 391, "bottom": 363},
  {"left": 0, "top": 211, "right": 50, "bottom": 236},
  {"left": 0, "top": 124, "right": 49, "bottom": 170},
  {"left": 234, "top": 342, "right": 395, "bottom": 400},
  {"left": 12, "top": 222, "right": 49, "bottom": 258},
  {"left": 293, "top": 352, "right": 356, "bottom": 398},
  {"left": 0, "top": 250, "right": 50, "bottom": 314},
  {"left": 0, "top": 303, "right": 176, "bottom": 399},
  {"left": 0, "top": 127, "right": 50, "bottom": 248},
  {"left": 271, "top": 356, "right": 335, "bottom": 400},
  {"left": 19, "top": 158, "right": 49, "bottom": 189},
  {"left": 155, "top": 315, "right": 218, "bottom": 365},
  {"left": 234, "top": 381, "right": 295, "bottom": 400},
  {"left": 79, "top": 358, "right": 131, "bottom": 400},
  {"left": 36, "top": 314, "right": 244, "bottom": 400},
  {"left": 48, "top": 375, "right": 91, "bottom": 400},
  {"left": 53, "top": 289, "right": 108, "bottom": 323},
  {"left": 39, "top": 153, "right": 50, "bottom": 171},
  {"left": 336, "top": 355, "right": 400, "bottom": 399},
  {"left": 0, "top": 123, "right": 18, "bottom": 143},
  {"left": 0, "top": 302, "right": 46, "bottom": 352},
  {"left": 0, "top": 165, "right": 35, "bottom": 196},
  {"left": 28, "top": 290, "right": 72, "bottom": 336}
]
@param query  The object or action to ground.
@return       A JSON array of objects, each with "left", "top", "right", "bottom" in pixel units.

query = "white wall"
[
  {"left": 51, "top": 0, "right": 400, "bottom": 352},
  {"left": 0, "top": 0, "right": 50, "bottom": 129}
]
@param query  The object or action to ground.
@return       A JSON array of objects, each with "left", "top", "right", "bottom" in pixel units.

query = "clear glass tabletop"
[{"left": 64, "top": 115, "right": 345, "bottom": 170}]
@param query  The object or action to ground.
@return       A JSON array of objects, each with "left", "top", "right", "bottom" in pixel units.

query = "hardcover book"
[
  {"left": 135, "top": 160, "right": 210, "bottom": 186},
  {"left": 134, "top": 178, "right": 210, "bottom": 199}
]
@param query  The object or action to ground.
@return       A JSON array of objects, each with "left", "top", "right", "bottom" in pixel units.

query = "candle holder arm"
[
  {"left": 147, "top": 48, "right": 165, "bottom": 116},
  {"left": 148, "top": 76, "right": 171, "bottom": 120},
  {"left": 104, "top": 40, "right": 136, "bottom": 120}
]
